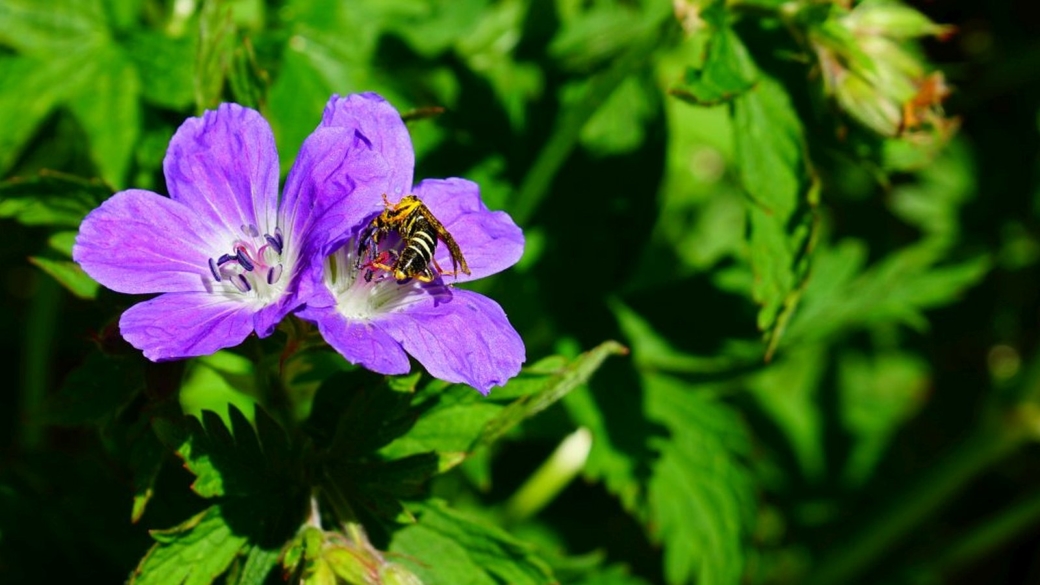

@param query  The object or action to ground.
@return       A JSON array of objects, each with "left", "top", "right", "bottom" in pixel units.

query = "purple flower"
[
  {"left": 73, "top": 99, "right": 389, "bottom": 360},
  {"left": 296, "top": 93, "right": 525, "bottom": 394}
]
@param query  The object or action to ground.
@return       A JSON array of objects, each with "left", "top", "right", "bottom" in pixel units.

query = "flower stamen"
[{"left": 208, "top": 226, "right": 287, "bottom": 298}]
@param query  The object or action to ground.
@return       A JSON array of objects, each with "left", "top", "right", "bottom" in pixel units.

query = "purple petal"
[
  {"left": 412, "top": 178, "right": 525, "bottom": 282},
  {"left": 163, "top": 103, "right": 280, "bottom": 237},
  {"left": 296, "top": 287, "right": 411, "bottom": 375},
  {"left": 281, "top": 126, "right": 391, "bottom": 258},
  {"left": 375, "top": 289, "right": 525, "bottom": 394},
  {"left": 320, "top": 93, "right": 415, "bottom": 198},
  {"left": 73, "top": 190, "right": 223, "bottom": 294},
  {"left": 119, "top": 292, "right": 256, "bottom": 361}
]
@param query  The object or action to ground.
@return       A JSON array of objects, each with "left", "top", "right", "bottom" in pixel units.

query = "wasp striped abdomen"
[{"left": 357, "top": 194, "right": 470, "bottom": 283}]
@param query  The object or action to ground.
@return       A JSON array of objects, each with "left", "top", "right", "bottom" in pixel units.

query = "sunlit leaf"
[
  {"left": 390, "top": 500, "right": 555, "bottom": 584},
  {"left": 0, "top": 0, "right": 107, "bottom": 55},
  {"left": 644, "top": 374, "right": 755, "bottom": 585},
  {"left": 29, "top": 256, "right": 100, "bottom": 300},
  {"left": 0, "top": 171, "right": 110, "bottom": 227},
  {"left": 131, "top": 505, "right": 251, "bottom": 585},
  {"left": 125, "top": 30, "right": 196, "bottom": 110},
  {"left": 733, "top": 75, "right": 816, "bottom": 345},
  {"left": 672, "top": 5, "right": 757, "bottom": 106},
  {"left": 0, "top": 56, "right": 93, "bottom": 174}
]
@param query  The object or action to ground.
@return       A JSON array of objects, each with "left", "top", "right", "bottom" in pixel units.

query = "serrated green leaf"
[
  {"left": 645, "top": 374, "right": 755, "bottom": 585},
  {"left": 155, "top": 404, "right": 295, "bottom": 500},
  {"left": 475, "top": 341, "right": 627, "bottom": 449},
  {"left": 0, "top": 171, "right": 110, "bottom": 227},
  {"left": 733, "top": 75, "right": 815, "bottom": 341},
  {"left": 786, "top": 240, "right": 990, "bottom": 343},
  {"left": 132, "top": 505, "right": 250, "bottom": 585},
  {"left": 391, "top": 500, "right": 554, "bottom": 585},
  {"left": 29, "top": 256, "right": 99, "bottom": 299},
  {"left": 672, "top": 7, "right": 756, "bottom": 106},
  {"left": 379, "top": 342, "right": 627, "bottom": 465}
]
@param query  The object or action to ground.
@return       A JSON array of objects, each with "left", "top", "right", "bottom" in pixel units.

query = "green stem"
[
  {"left": 803, "top": 423, "right": 1027, "bottom": 585},
  {"left": 509, "top": 16, "right": 672, "bottom": 226},
  {"left": 20, "top": 276, "right": 60, "bottom": 450},
  {"left": 503, "top": 427, "right": 592, "bottom": 524}
]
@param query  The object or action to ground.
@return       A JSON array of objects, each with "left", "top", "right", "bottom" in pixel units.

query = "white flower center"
[
  {"left": 206, "top": 223, "right": 291, "bottom": 306},
  {"left": 324, "top": 240, "right": 442, "bottom": 320}
]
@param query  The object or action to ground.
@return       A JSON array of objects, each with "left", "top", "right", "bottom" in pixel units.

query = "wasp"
[{"left": 357, "top": 194, "right": 470, "bottom": 283}]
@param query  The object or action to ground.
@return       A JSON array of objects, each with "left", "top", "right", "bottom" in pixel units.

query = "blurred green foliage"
[{"left": 3, "top": 0, "right": 1040, "bottom": 584}]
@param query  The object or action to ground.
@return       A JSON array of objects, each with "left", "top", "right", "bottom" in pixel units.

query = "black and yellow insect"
[{"left": 358, "top": 194, "right": 470, "bottom": 283}]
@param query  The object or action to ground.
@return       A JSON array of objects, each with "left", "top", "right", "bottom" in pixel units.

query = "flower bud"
[{"left": 379, "top": 562, "right": 424, "bottom": 585}]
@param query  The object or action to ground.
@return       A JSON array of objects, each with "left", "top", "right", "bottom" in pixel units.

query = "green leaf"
[
  {"left": 672, "top": 6, "right": 757, "bottom": 106},
  {"left": 473, "top": 341, "right": 628, "bottom": 450},
  {"left": 125, "top": 31, "right": 196, "bottom": 110},
  {"left": 195, "top": 0, "right": 237, "bottom": 111},
  {"left": 390, "top": 500, "right": 555, "bottom": 585},
  {"left": 131, "top": 505, "right": 251, "bottom": 585},
  {"left": 0, "top": 171, "right": 110, "bottom": 227},
  {"left": 129, "top": 428, "right": 166, "bottom": 524},
  {"left": 142, "top": 405, "right": 303, "bottom": 583},
  {"left": 644, "top": 374, "right": 755, "bottom": 585},
  {"left": 0, "top": 0, "right": 108, "bottom": 55},
  {"left": 380, "top": 342, "right": 628, "bottom": 463},
  {"left": 45, "top": 350, "right": 144, "bottom": 425},
  {"left": 154, "top": 405, "right": 295, "bottom": 500},
  {"left": 785, "top": 240, "right": 990, "bottom": 343},
  {"left": 179, "top": 351, "right": 261, "bottom": 424},
  {"left": 733, "top": 75, "right": 806, "bottom": 218},
  {"left": 0, "top": 56, "right": 93, "bottom": 174},
  {"left": 580, "top": 75, "right": 658, "bottom": 156},
  {"left": 838, "top": 350, "right": 929, "bottom": 485},
  {"left": 28, "top": 256, "right": 99, "bottom": 299},
  {"left": 748, "top": 345, "right": 827, "bottom": 481},
  {"left": 733, "top": 75, "right": 816, "bottom": 345}
]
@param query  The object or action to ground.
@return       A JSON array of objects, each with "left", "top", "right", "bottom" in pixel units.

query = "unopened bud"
[
  {"left": 845, "top": 0, "right": 954, "bottom": 39},
  {"left": 380, "top": 562, "right": 424, "bottom": 585},
  {"left": 325, "top": 546, "right": 377, "bottom": 584},
  {"left": 834, "top": 71, "right": 903, "bottom": 136}
]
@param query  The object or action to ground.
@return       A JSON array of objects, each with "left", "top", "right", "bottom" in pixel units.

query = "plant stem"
[
  {"left": 20, "top": 276, "right": 60, "bottom": 450},
  {"left": 503, "top": 427, "right": 593, "bottom": 524},
  {"left": 803, "top": 422, "right": 1027, "bottom": 585}
]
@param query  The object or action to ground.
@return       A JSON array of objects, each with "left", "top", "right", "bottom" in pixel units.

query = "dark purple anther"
[
  {"left": 236, "top": 249, "right": 255, "bottom": 271},
  {"left": 217, "top": 253, "right": 235, "bottom": 266},
  {"left": 233, "top": 274, "right": 251, "bottom": 293},
  {"left": 267, "top": 264, "right": 283, "bottom": 285},
  {"left": 265, "top": 234, "right": 283, "bottom": 255},
  {"left": 209, "top": 258, "right": 221, "bottom": 281},
  {"left": 243, "top": 224, "right": 260, "bottom": 237}
]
